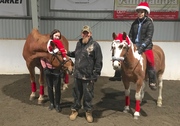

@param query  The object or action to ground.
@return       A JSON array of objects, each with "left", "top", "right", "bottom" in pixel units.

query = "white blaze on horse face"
[{"left": 112, "top": 40, "right": 124, "bottom": 69}]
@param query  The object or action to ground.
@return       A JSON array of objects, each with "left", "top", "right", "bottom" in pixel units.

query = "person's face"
[
  {"left": 81, "top": 31, "right": 91, "bottom": 43},
  {"left": 137, "top": 9, "right": 145, "bottom": 19},
  {"left": 53, "top": 32, "right": 61, "bottom": 40}
]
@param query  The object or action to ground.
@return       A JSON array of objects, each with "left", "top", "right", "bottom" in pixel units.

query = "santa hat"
[
  {"left": 135, "top": 2, "right": 150, "bottom": 14},
  {"left": 115, "top": 33, "right": 130, "bottom": 46}
]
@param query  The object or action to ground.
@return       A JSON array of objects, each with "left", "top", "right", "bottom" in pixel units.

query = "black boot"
[
  {"left": 148, "top": 69, "right": 157, "bottom": 90},
  {"left": 109, "top": 70, "right": 121, "bottom": 81},
  {"left": 48, "top": 103, "right": 55, "bottom": 110},
  {"left": 55, "top": 80, "right": 61, "bottom": 113},
  {"left": 55, "top": 104, "right": 62, "bottom": 113}
]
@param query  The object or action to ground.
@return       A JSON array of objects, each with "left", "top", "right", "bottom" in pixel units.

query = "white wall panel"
[{"left": 0, "top": 40, "right": 179, "bottom": 80}]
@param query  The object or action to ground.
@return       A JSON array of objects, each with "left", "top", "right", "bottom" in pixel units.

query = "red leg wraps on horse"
[
  {"left": 135, "top": 100, "right": 141, "bottom": 112},
  {"left": 64, "top": 73, "right": 69, "bottom": 84},
  {"left": 31, "top": 82, "right": 36, "bottom": 92},
  {"left": 125, "top": 96, "right": 130, "bottom": 106},
  {"left": 144, "top": 50, "right": 155, "bottom": 67},
  {"left": 39, "top": 85, "right": 44, "bottom": 95}
]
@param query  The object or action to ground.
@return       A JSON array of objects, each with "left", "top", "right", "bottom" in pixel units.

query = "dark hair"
[
  {"left": 50, "top": 29, "right": 61, "bottom": 39},
  {"left": 144, "top": 9, "right": 148, "bottom": 15}
]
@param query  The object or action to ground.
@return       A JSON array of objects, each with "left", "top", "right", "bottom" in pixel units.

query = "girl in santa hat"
[
  {"left": 50, "top": 29, "right": 69, "bottom": 91},
  {"left": 40, "top": 29, "right": 69, "bottom": 112},
  {"left": 129, "top": 2, "right": 157, "bottom": 90}
]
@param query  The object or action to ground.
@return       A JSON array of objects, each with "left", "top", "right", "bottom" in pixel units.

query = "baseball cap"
[{"left": 82, "top": 25, "right": 91, "bottom": 33}]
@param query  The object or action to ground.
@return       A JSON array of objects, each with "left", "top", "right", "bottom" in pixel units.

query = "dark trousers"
[
  {"left": 71, "top": 78, "right": 94, "bottom": 112},
  {"left": 44, "top": 68, "right": 61, "bottom": 105},
  {"left": 114, "top": 69, "right": 121, "bottom": 77}
]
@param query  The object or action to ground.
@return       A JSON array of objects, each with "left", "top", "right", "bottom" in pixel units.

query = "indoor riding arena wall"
[{"left": 0, "top": 40, "right": 179, "bottom": 80}]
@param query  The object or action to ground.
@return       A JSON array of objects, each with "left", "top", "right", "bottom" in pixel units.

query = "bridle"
[
  {"left": 47, "top": 39, "right": 72, "bottom": 71},
  {"left": 111, "top": 40, "right": 130, "bottom": 63},
  {"left": 51, "top": 52, "right": 71, "bottom": 71},
  {"left": 112, "top": 40, "right": 142, "bottom": 72}
]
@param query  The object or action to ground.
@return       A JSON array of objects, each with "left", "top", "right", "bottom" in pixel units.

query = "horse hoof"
[
  {"left": 38, "top": 96, "right": 44, "bottom": 104},
  {"left": 157, "top": 103, "right": 162, "bottom": 107},
  {"left": 134, "top": 116, "right": 139, "bottom": 120},
  {"left": 38, "top": 99, "right": 44, "bottom": 104},
  {"left": 123, "top": 110, "right": 129, "bottom": 113},
  {"left": 29, "top": 96, "right": 36, "bottom": 101},
  {"left": 29, "top": 94, "right": 36, "bottom": 101},
  {"left": 29, "top": 92, "right": 36, "bottom": 101},
  {"left": 134, "top": 111, "right": 140, "bottom": 119},
  {"left": 157, "top": 98, "right": 162, "bottom": 107}
]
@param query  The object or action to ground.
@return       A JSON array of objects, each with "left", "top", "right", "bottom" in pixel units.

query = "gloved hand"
[
  {"left": 138, "top": 43, "right": 146, "bottom": 54},
  {"left": 67, "top": 51, "right": 71, "bottom": 56},
  {"left": 63, "top": 57, "right": 66, "bottom": 60}
]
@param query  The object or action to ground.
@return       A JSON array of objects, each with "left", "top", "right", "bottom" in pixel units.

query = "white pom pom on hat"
[{"left": 135, "top": 2, "right": 150, "bottom": 14}]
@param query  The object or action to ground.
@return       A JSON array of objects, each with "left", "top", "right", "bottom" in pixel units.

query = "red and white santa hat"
[{"left": 135, "top": 2, "right": 150, "bottom": 14}]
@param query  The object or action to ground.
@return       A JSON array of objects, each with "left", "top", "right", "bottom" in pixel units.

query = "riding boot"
[
  {"left": 109, "top": 70, "right": 121, "bottom": 81},
  {"left": 48, "top": 87, "right": 55, "bottom": 110},
  {"left": 55, "top": 85, "right": 61, "bottom": 112},
  {"left": 148, "top": 69, "right": 157, "bottom": 90}
]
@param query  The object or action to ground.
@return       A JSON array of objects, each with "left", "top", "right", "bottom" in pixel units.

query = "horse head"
[
  {"left": 47, "top": 40, "right": 74, "bottom": 75},
  {"left": 111, "top": 32, "right": 131, "bottom": 70}
]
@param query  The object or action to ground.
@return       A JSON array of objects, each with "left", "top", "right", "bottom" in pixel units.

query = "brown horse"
[
  {"left": 111, "top": 32, "right": 165, "bottom": 119},
  {"left": 22, "top": 28, "right": 74, "bottom": 104}
]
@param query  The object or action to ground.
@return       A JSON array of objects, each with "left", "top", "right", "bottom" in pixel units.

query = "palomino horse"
[
  {"left": 22, "top": 28, "right": 74, "bottom": 104},
  {"left": 111, "top": 32, "right": 165, "bottom": 119}
]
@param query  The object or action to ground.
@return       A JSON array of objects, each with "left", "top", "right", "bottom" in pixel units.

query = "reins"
[{"left": 115, "top": 44, "right": 142, "bottom": 72}]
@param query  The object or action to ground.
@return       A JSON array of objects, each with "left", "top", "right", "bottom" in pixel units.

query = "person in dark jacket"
[
  {"left": 129, "top": 2, "right": 157, "bottom": 90},
  {"left": 67, "top": 25, "right": 103, "bottom": 123}
]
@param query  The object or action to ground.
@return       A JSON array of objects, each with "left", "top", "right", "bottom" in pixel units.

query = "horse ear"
[
  {"left": 122, "top": 32, "right": 127, "bottom": 40},
  {"left": 50, "top": 41, "right": 55, "bottom": 47},
  {"left": 112, "top": 32, "right": 117, "bottom": 40}
]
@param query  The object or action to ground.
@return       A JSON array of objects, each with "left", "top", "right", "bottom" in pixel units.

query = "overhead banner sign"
[
  {"left": 0, "top": 0, "right": 27, "bottom": 16},
  {"left": 50, "top": 0, "right": 114, "bottom": 11},
  {"left": 114, "top": 0, "right": 179, "bottom": 20}
]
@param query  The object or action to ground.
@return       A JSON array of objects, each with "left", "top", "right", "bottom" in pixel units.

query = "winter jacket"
[
  {"left": 68, "top": 37, "right": 103, "bottom": 81},
  {"left": 129, "top": 16, "right": 154, "bottom": 50}
]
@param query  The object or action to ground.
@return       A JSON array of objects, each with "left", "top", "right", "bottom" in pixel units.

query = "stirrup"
[{"left": 149, "top": 83, "right": 157, "bottom": 91}]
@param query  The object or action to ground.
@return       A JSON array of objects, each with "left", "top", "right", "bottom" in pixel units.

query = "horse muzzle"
[
  {"left": 112, "top": 56, "right": 124, "bottom": 70},
  {"left": 113, "top": 60, "right": 121, "bottom": 70}
]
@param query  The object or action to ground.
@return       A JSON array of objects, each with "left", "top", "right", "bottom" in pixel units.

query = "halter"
[
  {"left": 111, "top": 40, "right": 130, "bottom": 62},
  {"left": 51, "top": 52, "right": 71, "bottom": 71}
]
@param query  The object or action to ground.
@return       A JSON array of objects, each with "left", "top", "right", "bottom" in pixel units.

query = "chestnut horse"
[
  {"left": 22, "top": 28, "right": 74, "bottom": 104},
  {"left": 111, "top": 32, "right": 165, "bottom": 119}
]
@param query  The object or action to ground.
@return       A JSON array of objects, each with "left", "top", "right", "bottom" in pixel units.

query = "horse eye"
[{"left": 119, "top": 45, "right": 123, "bottom": 49}]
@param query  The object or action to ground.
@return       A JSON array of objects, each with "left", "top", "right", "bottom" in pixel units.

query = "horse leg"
[
  {"left": 140, "top": 81, "right": 146, "bottom": 103},
  {"left": 36, "top": 65, "right": 45, "bottom": 104},
  {"left": 123, "top": 81, "right": 130, "bottom": 113},
  {"left": 27, "top": 64, "right": 37, "bottom": 101},
  {"left": 157, "top": 74, "right": 163, "bottom": 107},
  {"left": 134, "top": 80, "right": 144, "bottom": 119}
]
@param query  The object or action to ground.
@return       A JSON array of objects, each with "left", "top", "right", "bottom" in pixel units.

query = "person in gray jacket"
[{"left": 67, "top": 25, "right": 103, "bottom": 123}]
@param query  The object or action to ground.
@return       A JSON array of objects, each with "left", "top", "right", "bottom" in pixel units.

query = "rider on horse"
[{"left": 129, "top": 2, "right": 157, "bottom": 90}]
